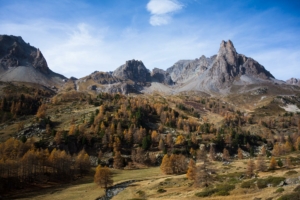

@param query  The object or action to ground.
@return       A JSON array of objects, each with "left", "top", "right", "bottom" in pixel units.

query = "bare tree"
[
  {"left": 246, "top": 159, "right": 255, "bottom": 177},
  {"left": 256, "top": 154, "right": 267, "bottom": 172}
]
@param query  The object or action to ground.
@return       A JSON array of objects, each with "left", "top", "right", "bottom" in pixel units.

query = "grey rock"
[
  {"left": 151, "top": 68, "right": 173, "bottom": 85},
  {"left": 286, "top": 78, "right": 300, "bottom": 86},
  {"left": 113, "top": 59, "right": 151, "bottom": 83},
  {"left": 0, "top": 34, "right": 66, "bottom": 85}
]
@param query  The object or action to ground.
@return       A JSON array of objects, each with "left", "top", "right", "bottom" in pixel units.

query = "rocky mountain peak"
[
  {"left": 218, "top": 40, "right": 237, "bottom": 66},
  {"left": 286, "top": 78, "right": 300, "bottom": 85},
  {"left": 0, "top": 34, "right": 49, "bottom": 74},
  {"left": 112, "top": 59, "right": 151, "bottom": 82}
]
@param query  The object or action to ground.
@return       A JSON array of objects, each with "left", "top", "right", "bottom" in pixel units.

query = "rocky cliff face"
[
  {"left": 0, "top": 35, "right": 66, "bottom": 86},
  {"left": 0, "top": 35, "right": 49, "bottom": 74},
  {"left": 113, "top": 60, "right": 151, "bottom": 83},
  {"left": 286, "top": 78, "right": 300, "bottom": 86},
  {"left": 151, "top": 68, "right": 173, "bottom": 85},
  {"left": 201, "top": 40, "right": 274, "bottom": 90}
]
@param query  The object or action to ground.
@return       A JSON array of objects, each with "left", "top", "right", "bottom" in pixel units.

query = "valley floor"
[{"left": 5, "top": 153, "right": 300, "bottom": 200}]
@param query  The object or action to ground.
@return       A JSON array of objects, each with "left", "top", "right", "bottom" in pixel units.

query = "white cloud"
[
  {"left": 149, "top": 14, "right": 171, "bottom": 26},
  {"left": 147, "top": 0, "right": 183, "bottom": 15},
  {"left": 147, "top": 0, "right": 183, "bottom": 26}
]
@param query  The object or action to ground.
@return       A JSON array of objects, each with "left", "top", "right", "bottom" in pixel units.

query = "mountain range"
[{"left": 0, "top": 34, "right": 299, "bottom": 95}]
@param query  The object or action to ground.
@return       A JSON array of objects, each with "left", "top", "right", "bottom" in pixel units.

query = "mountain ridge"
[
  {"left": 0, "top": 35, "right": 66, "bottom": 87},
  {"left": 1, "top": 35, "right": 298, "bottom": 95}
]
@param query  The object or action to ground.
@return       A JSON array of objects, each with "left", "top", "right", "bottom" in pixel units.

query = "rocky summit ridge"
[
  {"left": 75, "top": 39, "right": 299, "bottom": 95},
  {"left": 0, "top": 35, "right": 298, "bottom": 95},
  {"left": 0, "top": 35, "right": 66, "bottom": 87}
]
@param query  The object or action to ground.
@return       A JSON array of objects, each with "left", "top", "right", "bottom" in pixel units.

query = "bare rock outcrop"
[
  {"left": 0, "top": 35, "right": 49, "bottom": 74},
  {"left": 0, "top": 35, "right": 66, "bottom": 86},
  {"left": 286, "top": 78, "right": 300, "bottom": 86},
  {"left": 113, "top": 60, "right": 151, "bottom": 83},
  {"left": 202, "top": 40, "right": 274, "bottom": 90},
  {"left": 151, "top": 68, "right": 173, "bottom": 85}
]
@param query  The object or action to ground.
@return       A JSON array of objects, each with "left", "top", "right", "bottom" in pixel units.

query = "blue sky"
[{"left": 0, "top": 0, "right": 299, "bottom": 80}]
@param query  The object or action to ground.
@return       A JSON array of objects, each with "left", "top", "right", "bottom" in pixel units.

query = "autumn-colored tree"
[
  {"left": 158, "top": 138, "right": 165, "bottom": 151},
  {"left": 191, "top": 133, "right": 197, "bottom": 145},
  {"left": 175, "top": 135, "right": 185, "bottom": 145},
  {"left": 46, "top": 124, "right": 51, "bottom": 135},
  {"left": 94, "top": 165, "right": 113, "bottom": 196},
  {"left": 261, "top": 146, "right": 266, "bottom": 156},
  {"left": 197, "top": 147, "right": 207, "bottom": 162},
  {"left": 295, "top": 136, "right": 300, "bottom": 151},
  {"left": 272, "top": 143, "right": 281, "bottom": 157},
  {"left": 209, "top": 145, "right": 216, "bottom": 161},
  {"left": 160, "top": 154, "right": 187, "bottom": 174},
  {"left": 256, "top": 154, "right": 267, "bottom": 172},
  {"left": 113, "top": 151, "right": 124, "bottom": 169},
  {"left": 166, "top": 133, "right": 173, "bottom": 147},
  {"left": 113, "top": 137, "right": 121, "bottom": 152},
  {"left": 186, "top": 159, "right": 196, "bottom": 180},
  {"left": 54, "top": 130, "right": 62, "bottom": 145},
  {"left": 69, "top": 124, "right": 76, "bottom": 135},
  {"left": 116, "top": 122, "right": 122, "bottom": 136},
  {"left": 222, "top": 148, "right": 230, "bottom": 161},
  {"left": 194, "top": 160, "right": 213, "bottom": 187},
  {"left": 17, "top": 122, "right": 24, "bottom": 132},
  {"left": 269, "top": 157, "right": 277, "bottom": 170},
  {"left": 285, "top": 157, "right": 292, "bottom": 169},
  {"left": 36, "top": 104, "right": 47, "bottom": 118},
  {"left": 284, "top": 141, "right": 293, "bottom": 153},
  {"left": 151, "top": 130, "right": 159, "bottom": 143},
  {"left": 160, "top": 154, "right": 172, "bottom": 174},
  {"left": 76, "top": 149, "right": 91, "bottom": 175},
  {"left": 237, "top": 148, "right": 243, "bottom": 160},
  {"left": 133, "top": 147, "right": 147, "bottom": 164},
  {"left": 246, "top": 159, "right": 255, "bottom": 177}
]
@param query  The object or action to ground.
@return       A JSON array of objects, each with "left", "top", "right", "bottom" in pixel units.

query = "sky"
[{"left": 0, "top": 0, "right": 299, "bottom": 80}]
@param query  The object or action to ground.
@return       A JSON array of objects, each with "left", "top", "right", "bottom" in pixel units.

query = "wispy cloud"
[{"left": 147, "top": 0, "right": 183, "bottom": 26}]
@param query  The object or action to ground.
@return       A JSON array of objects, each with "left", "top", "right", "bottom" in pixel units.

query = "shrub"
[
  {"left": 195, "top": 184, "right": 235, "bottom": 197},
  {"left": 278, "top": 192, "right": 300, "bottom": 200},
  {"left": 257, "top": 176, "right": 285, "bottom": 189},
  {"left": 195, "top": 188, "right": 216, "bottom": 197},
  {"left": 241, "top": 179, "right": 256, "bottom": 188},
  {"left": 293, "top": 185, "right": 300, "bottom": 192},
  {"left": 215, "top": 190, "right": 230, "bottom": 196},
  {"left": 257, "top": 179, "right": 268, "bottom": 189},
  {"left": 285, "top": 170, "right": 298, "bottom": 176},
  {"left": 275, "top": 187, "right": 284, "bottom": 193},
  {"left": 157, "top": 189, "right": 166, "bottom": 193},
  {"left": 136, "top": 190, "right": 145, "bottom": 196}
]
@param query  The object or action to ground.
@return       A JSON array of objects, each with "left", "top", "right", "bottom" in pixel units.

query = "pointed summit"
[{"left": 218, "top": 40, "right": 237, "bottom": 66}]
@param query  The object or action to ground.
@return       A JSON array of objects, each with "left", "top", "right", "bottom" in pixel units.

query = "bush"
[
  {"left": 257, "top": 176, "right": 285, "bottom": 189},
  {"left": 293, "top": 185, "right": 300, "bottom": 192},
  {"left": 257, "top": 179, "right": 268, "bottom": 189},
  {"left": 275, "top": 187, "right": 284, "bottom": 193},
  {"left": 195, "top": 184, "right": 235, "bottom": 197},
  {"left": 241, "top": 179, "right": 256, "bottom": 188},
  {"left": 278, "top": 192, "right": 300, "bottom": 200},
  {"left": 195, "top": 188, "right": 216, "bottom": 197},
  {"left": 215, "top": 190, "right": 230, "bottom": 196},
  {"left": 215, "top": 184, "right": 235, "bottom": 192},
  {"left": 157, "top": 188, "right": 166, "bottom": 193},
  {"left": 285, "top": 170, "right": 298, "bottom": 176}
]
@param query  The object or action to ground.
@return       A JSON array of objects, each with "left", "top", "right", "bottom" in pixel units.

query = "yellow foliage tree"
[
  {"left": 175, "top": 135, "right": 185, "bottom": 145},
  {"left": 94, "top": 165, "right": 113, "bottom": 196},
  {"left": 36, "top": 104, "right": 47, "bottom": 118},
  {"left": 269, "top": 157, "right": 277, "bottom": 170},
  {"left": 186, "top": 159, "right": 196, "bottom": 180}
]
